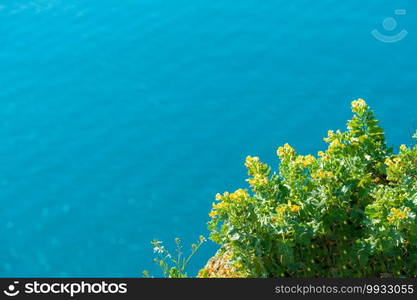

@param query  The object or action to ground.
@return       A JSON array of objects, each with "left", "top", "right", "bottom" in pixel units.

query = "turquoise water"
[{"left": 0, "top": 1, "right": 416, "bottom": 277}]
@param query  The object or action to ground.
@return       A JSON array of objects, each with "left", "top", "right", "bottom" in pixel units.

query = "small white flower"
[{"left": 153, "top": 246, "right": 165, "bottom": 254}]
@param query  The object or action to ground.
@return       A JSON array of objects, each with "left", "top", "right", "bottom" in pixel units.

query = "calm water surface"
[{"left": 0, "top": 0, "right": 416, "bottom": 276}]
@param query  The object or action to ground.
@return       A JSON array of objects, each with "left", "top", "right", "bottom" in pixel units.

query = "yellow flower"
[
  {"left": 245, "top": 156, "right": 256, "bottom": 163},
  {"left": 229, "top": 188, "right": 248, "bottom": 201},
  {"left": 248, "top": 174, "right": 268, "bottom": 187},
  {"left": 248, "top": 178, "right": 255, "bottom": 186},
  {"left": 387, "top": 216, "right": 395, "bottom": 223},
  {"left": 390, "top": 207, "right": 407, "bottom": 220},
  {"left": 296, "top": 156, "right": 304, "bottom": 164},
  {"left": 209, "top": 210, "right": 217, "bottom": 218},
  {"left": 396, "top": 211, "right": 406, "bottom": 219},
  {"left": 351, "top": 98, "right": 367, "bottom": 109},
  {"left": 235, "top": 189, "right": 246, "bottom": 197},
  {"left": 277, "top": 207, "right": 286, "bottom": 215},
  {"left": 290, "top": 205, "right": 301, "bottom": 212},
  {"left": 277, "top": 143, "right": 295, "bottom": 158},
  {"left": 328, "top": 139, "right": 345, "bottom": 153},
  {"left": 215, "top": 193, "right": 222, "bottom": 201},
  {"left": 312, "top": 170, "right": 334, "bottom": 179},
  {"left": 400, "top": 144, "right": 407, "bottom": 151},
  {"left": 212, "top": 202, "right": 227, "bottom": 210},
  {"left": 317, "top": 151, "right": 329, "bottom": 161},
  {"left": 385, "top": 157, "right": 394, "bottom": 167},
  {"left": 244, "top": 156, "right": 259, "bottom": 168},
  {"left": 302, "top": 155, "right": 315, "bottom": 167}
]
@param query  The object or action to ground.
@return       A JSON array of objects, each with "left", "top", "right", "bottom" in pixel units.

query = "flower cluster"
[
  {"left": 244, "top": 156, "right": 270, "bottom": 191},
  {"left": 351, "top": 98, "right": 366, "bottom": 108},
  {"left": 311, "top": 170, "right": 334, "bottom": 180},
  {"left": 209, "top": 189, "right": 250, "bottom": 218},
  {"left": 351, "top": 98, "right": 367, "bottom": 115},
  {"left": 387, "top": 207, "right": 410, "bottom": 223},
  {"left": 295, "top": 155, "right": 316, "bottom": 168},
  {"left": 276, "top": 143, "right": 295, "bottom": 159},
  {"left": 328, "top": 139, "right": 346, "bottom": 154},
  {"left": 248, "top": 174, "right": 268, "bottom": 187},
  {"left": 276, "top": 201, "right": 302, "bottom": 215}
]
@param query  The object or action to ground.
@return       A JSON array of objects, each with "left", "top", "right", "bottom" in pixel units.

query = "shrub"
[{"left": 204, "top": 99, "right": 417, "bottom": 277}]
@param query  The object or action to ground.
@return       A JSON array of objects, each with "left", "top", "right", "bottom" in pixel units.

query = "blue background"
[{"left": 0, "top": 0, "right": 416, "bottom": 277}]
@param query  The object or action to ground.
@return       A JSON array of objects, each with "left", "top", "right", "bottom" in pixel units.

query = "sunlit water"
[{"left": 0, "top": 0, "right": 416, "bottom": 276}]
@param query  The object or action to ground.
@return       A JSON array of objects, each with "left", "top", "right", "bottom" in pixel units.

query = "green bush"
[{"left": 206, "top": 99, "right": 417, "bottom": 277}]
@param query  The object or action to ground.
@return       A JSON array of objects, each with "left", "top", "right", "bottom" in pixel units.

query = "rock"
[{"left": 197, "top": 247, "right": 247, "bottom": 278}]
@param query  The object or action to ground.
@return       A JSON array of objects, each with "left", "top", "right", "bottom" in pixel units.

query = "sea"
[{"left": 0, "top": 0, "right": 416, "bottom": 277}]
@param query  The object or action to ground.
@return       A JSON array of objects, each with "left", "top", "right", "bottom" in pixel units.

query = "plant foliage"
[
  {"left": 144, "top": 236, "right": 206, "bottom": 278},
  {"left": 206, "top": 99, "right": 417, "bottom": 277}
]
